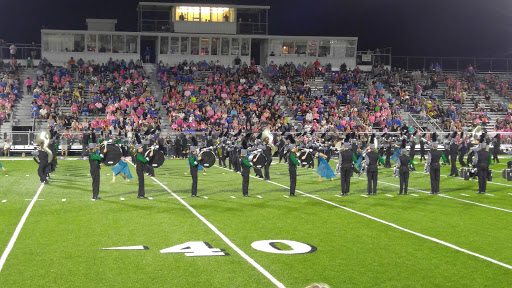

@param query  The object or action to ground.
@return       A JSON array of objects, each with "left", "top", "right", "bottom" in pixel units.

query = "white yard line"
[
  {"left": 367, "top": 179, "right": 512, "bottom": 214},
  {"left": 0, "top": 183, "right": 45, "bottom": 273},
  {"left": 127, "top": 161, "right": 285, "bottom": 288},
  {"left": 217, "top": 165, "right": 512, "bottom": 271}
]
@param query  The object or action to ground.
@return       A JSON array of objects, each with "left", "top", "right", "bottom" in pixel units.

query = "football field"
[{"left": 0, "top": 158, "right": 511, "bottom": 287}]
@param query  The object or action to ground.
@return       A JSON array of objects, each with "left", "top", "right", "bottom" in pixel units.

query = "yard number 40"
[{"left": 160, "top": 240, "right": 317, "bottom": 257}]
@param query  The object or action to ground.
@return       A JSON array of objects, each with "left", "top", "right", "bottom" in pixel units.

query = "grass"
[{"left": 0, "top": 157, "right": 511, "bottom": 287}]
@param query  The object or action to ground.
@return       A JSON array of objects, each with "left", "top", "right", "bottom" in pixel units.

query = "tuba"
[
  {"left": 36, "top": 131, "right": 53, "bottom": 163},
  {"left": 261, "top": 128, "right": 278, "bottom": 156},
  {"left": 472, "top": 126, "right": 483, "bottom": 145}
]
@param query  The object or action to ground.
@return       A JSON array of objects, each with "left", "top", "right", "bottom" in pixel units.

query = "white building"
[{"left": 41, "top": 2, "right": 358, "bottom": 68}]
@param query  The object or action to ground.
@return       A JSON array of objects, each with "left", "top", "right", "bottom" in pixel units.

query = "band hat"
[
  {"left": 134, "top": 144, "right": 143, "bottom": 150},
  {"left": 241, "top": 149, "right": 248, "bottom": 155},
  {"left": 88, "top": 143, "right": 97, "bottom": 149}
]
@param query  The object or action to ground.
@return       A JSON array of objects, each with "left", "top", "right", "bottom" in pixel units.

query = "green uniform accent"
[
  {"left": 290, "top": 153, "right": 299, "bottom": 166},
  {"left": 378, "top": 155, "right": 385, "bottom": 164},
  {"left": 189, "top": 155, "right": 198, "bottom": 166},
  {"left": 409, "top": 159, "right": 415, "bottom": 168},
  {"left": 489, "top": 157, "right": 492, "bottom": 166},
  {"left": 242, "top": 157, "right": 252, "bottom": 167},
  {"left": 90, "top": 153, "right": 103, "bottom": 164},
  {"left": 115, "top": 139, "right": 121, "bottom": 145},
  {"left": 441, "top": 152, "right": 447, "bottom": 163},
  {"left": 352, "top": 153, "right": 358, "bottom": 163},
  {"left": 137, "top": 154, "right": 148, "bottom": 163},
  {"left": 99, "top": 139, "right": 104, "bottom": 144}
]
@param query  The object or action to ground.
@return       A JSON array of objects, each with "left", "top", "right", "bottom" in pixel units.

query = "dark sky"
[{"left": 1, "top": 0, "right": 511, "bottom": 57}]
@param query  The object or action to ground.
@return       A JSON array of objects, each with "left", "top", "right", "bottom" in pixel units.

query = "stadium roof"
[{"left": 138, "top": 1, "right": 270, "bottom": 10}]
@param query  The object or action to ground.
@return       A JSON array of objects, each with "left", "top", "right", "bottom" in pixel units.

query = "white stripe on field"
[
  {"left": 385, "top": 194, "right": 394, "bottom": 197},
  {"left": 366, "top": 179, "right": 512, "bottom": 214},
  {"left": 411, "top": 194, "right": 419, "bottom": 197},
  {"left": 216, "top": 165, "right": 512, "bottom": 271},
  {"left": 127, "top": 161, "right": 285, "bottom": 288},
  {"left": 0, "top": 183, "right": 45, "bottom": 273},
  {"left": 1, "top": 200, "right": 6, "bottom": 203}
]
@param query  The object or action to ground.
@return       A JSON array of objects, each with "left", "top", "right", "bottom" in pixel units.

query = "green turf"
[{"left": 0, "top": 157, "right": 511, "bottom": 287}]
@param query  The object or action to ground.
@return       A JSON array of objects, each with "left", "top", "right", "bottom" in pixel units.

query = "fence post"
[{"left": 406, "top": 57, "right": 409, "bottom": 71}]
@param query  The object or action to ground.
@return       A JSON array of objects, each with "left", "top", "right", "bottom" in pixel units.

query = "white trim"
[
  {"left": 0, "top": 183, "right": 45, "bottom": 273},
  {"left": 126, "top": 161, "right": 285, "bottom": 288},
  {"left": 216, "top": 166, "right": 512, "bottom": 271}
]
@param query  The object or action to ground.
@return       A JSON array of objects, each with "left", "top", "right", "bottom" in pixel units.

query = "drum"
[
  {"left": 460, "top": 168, "right": 470, "bottom": 181},
  {"left": 199, "top": 150, "right": 216, "bottom": 168},
  {"left": 248, "top": 152, "right": 266, "bottom": 169},
  {"left": 102, "top": 144, "right": 122, "bottom": 166},
  {"left": 487, "top": 169, "right": 492, "bottom": 182},
  {"left": 298, "top": 151, "right": 313, "bottom": 167},
  {"left": 502, "top": 169, "right": 512, "bottom": 181},
  {"left": 147, "top": 149, "right": 165, "bottom": 168}
]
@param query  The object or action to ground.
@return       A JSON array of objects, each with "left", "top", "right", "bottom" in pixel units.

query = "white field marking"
[
  {"left": 102, "top": 245, "right": 148, "bottom": 250},
  {"left": 120, "top": 198, "right": 125, "bottom": 201},
  {"left": 4, "top": 175, "right": 7, "bottom": 176},
  {"left": 411, "top": 194, "right": 419, "bottom": 197},
  {"left": 62, "top": 199, "right": 66, "bottom": 202},
  {"left": 126, "top": 162, "right": 285, "bottom": 288},
  {"left": 385, "top": 194, "right": 394, "bottom": 197},
  {"left": 148, "top": 197, "right": 153, "bottom": 200},
  {"left": 203, "top": 196, "right": 208, "bottom": 199},
  {"left": 217, "top": 165, "right": 512, "bottom": 271},
  {"left": 231, "top": 196, "right": 236, "bottom": 199},
  {"left": 256, "top": 195, "right": 262, "bottom": 198},
  {"left": 2, "top": 200, "right": 6, "bottom": 203},
  {"left": 411, "top": 170, "right": 512, "bottom": 188},
  {"left": 486, "top": 194, "right": 495, "bottom": 196},
  {"left": 361, "top": 195, "right": 368, "bottom": 198},
  {"left": 0, "top": 183, "right": 45, "bottom": 273},
  {"left": 334, "top": 195, "right": 342, "bottom": 197},
  {"left": 106, "top": 174, "right": 110, "bottom": 176},
  {"left": 91, "top": 198, "right": 96, "bottom": 201},
  {"left": 357, "top": 178, "right": 512, "bottom": 214},
  {"left": 24, "top": 199, "right": 44, "bottom": 201},
  {"left": 283, "top": 195, "right": 289, "bottom": 198},
  {"left": 509, "top": 193, "right": 512, "bottom": 196},
  {"left": 25, "top": 175, "right": 29, "bottom": 177},
  {"left": 461, "top": 194, "right": 470, "bottom": 196}
]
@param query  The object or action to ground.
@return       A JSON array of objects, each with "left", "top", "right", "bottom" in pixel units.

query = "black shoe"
[
  {"left": 290, "top": 194, "right": 297, "bottom": 197},
  {"left": 43, "top": 180, "right": 49, "bottom": 184},
  {"left": 373, "top": 193, "right": 376, "bottom": 195},
  {"left": 367, "top": 193, "right": 372, "bottom": 195},
  {"left": 137, "top": 196, "right": 148, "bottom": 199},
  {"left": 258, "top": 175, "right": 264, "bottom": 179},
  {"left": 398, "top": 193, "right": 403, "bottom": 195},
  {"left": 404, "top": 193, "right": 407, "bottom": 195},
  {"left": 430, "top": 192, "right": 436, "bottom": 195},
  {"left": 94, "top": 196, "right": 102, "bottom": 200},
  {"left": 264, "top": 178, "right": 270, "bottom": 181}
]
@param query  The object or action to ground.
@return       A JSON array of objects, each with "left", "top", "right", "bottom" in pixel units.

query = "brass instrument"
[
  {"left": 36, "top": 131, "right": 53, "bottom": 163},
  {"left": 472, "top": 126, "right": 483, "bottom": 145},
  {"left": 261, "top": 128, "right": 278, "bottom": 156}
]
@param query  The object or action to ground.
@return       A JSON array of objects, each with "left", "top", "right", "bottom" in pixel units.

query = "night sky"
[{"left": 1, "top": 0, "right": 511, "bottom": 57}]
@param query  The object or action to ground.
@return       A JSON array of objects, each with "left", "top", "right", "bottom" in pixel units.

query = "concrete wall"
[
  {"left": 158, "top": 54, "right": 250, "bottom": 67},
  {"left": 174, "top": 21, "right": 236, "bottom": 34},
  {"left": 43, "top": 51, "right": 140, "bottom": 66}
]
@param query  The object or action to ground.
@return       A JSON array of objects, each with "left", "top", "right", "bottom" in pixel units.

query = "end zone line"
[
  {"left": 216, "top": 166, "right": 512, "bottom": 271},
  {"left": 0, "top": 183, "right": 45, "bottom": 274},
  {"left": 127, "top": 162, "right": 285, "bottom": 288}
]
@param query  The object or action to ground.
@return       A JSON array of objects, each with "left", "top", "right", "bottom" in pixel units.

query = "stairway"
[
  {"left": 143, "top": 63, "right": 171, "bottom": 135},
  {"left": 10, "top": 68, "right": 39, "bottom": 131}
]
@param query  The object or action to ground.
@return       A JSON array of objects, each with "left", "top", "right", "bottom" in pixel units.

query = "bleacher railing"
[
  {"left": 0, "top": 43, "right": 41, "bottom": 60},
  {"left": 391, "top": 56, "right": 512, "bottom": 73}
]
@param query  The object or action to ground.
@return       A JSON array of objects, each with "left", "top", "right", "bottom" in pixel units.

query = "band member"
[
  {"left": 278, "top": 135, "right": 286, "bottom": 163},
  {"left": 365, "top": 135, "right": 383, "bottom": 195},
  {"left": 263, "top": 139, "right": 272, "bottom": 181},
  {"left": 88, "top": 143, "right": 106, "bottom": 200},
  {"left": 241, "top": 148, "right": 252, "bottom": 197},
  {"left": 384, "top": 137, "right": 392, "bottom": 168},
  {"left": 426, "top": 133, "right": 446, "bottom": 195},
  {"left": 492, "top": 134, "right": 500, "bottom": 164},
  {"left": 135, "top": 144, "right": 152, "bottom": 199},
  {"left": 288, "top": 143, "right": 300, "bottom": 196},
  {"left": 316, "top": 151, "right": 335, "bottom": 182},
  {"left": 397, "top": 139, "right": 410, "bottom": 195},
  {"left": 189, "top": 146, "right": 201, "bottom": 197},
  {"left": 449, "top": 132, "right": 459, "bottom": 177},
  {"left": 111, "top": 158, "right": 132, "bottom": 183},
  {"left": 419, "top": 135, "right": 426, "bottom": 162},
  {"left": 32, "top": 147, "right": 49, "bottom": 184},
  {"left": 0, "top": 161, "right": 5, "bottom": 171},
  {"left": 458, "top": 132, "right": 468, "bottom": 167},
  {"left": 409, "top": 132, "right": 417, "bottom": 163},
  {"left": 339, "top": 135, "right": 356, "bottom": 196},
  {"left": 473, "top": 134, "right": 491, "bottom": 194}
]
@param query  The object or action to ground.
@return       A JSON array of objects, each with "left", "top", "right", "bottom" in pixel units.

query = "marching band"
[{"left": 28, "top": 125, "right": 511, "bottom": 199}]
